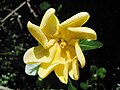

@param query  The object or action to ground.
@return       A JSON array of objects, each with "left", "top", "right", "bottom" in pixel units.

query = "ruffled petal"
[
  {"left": 53, "top": 44, "right": 72, "bottom": 84},
  {"left": 60, "top": 12, "right": 89, "bottom": 28},
  {"left": 23, "top": 43, "right": 58, "bottom": 64},
  {"left": 27, "top": 21, "right": 48, "bottom": 48},
  {"left": 38, "top": 62, "right": 58, "bottom": 78},
  {"left": 37, "top": 44, "right": 64, "bottom": 80},
  {"left": 40, "top": 8, "right": 59, "bottom": 37},
  {"left": 67, "top": 27, "right": 97, "bottom": 40},
  {"left": 75, "top": 41, "right": 86, "bottom": 68},
  {"left": 54, "top": 64, "right": 69, "bottom": 84},
  {"left": 69, "top": 60, "right": 79, "bottom": 80},
  {"left": 40, "top": 8, "right": 55, "bottom": 27}
]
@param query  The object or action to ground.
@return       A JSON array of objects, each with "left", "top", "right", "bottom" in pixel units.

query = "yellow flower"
[{"left": 23, "top": 8, "right": 97, "bottom": 84}]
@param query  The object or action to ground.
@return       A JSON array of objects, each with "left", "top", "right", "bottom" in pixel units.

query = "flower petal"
[
  {"left": 69, "top": 60, "right": 79, "bottom": 80},
  {"left": 27, "top": 21, "right": 48, "bottom": 48},
  {"left": 67, "top": 27, "right": 97, "bottom": 40},
  {"left": 53, "top": 45, "right": 71, "bottom": 84},
  {"left": 51, "top": 43, "right": 70, "bottom": 64},
  {"left": 23, "top": 43, "right": 57, "bottom": 64},
  {"left": 37, "top": 44, "right": 60, "bottom": 79},
  {"left": 40, "top": 8, "right": 55, "bottom": 27},
  {"left": 75, "top": 41, "right": 86, "bottom": 68},
  {"left": 38, "top": 62, "right": 58, "bottom": 79},
  {"left": 54, "top": 64, "right": 69, "bottom": 84},
  {"left": 60, "top": 12, "right": 89, "bottom": 28},
  {"left": 40, "top": 8, "right": 59, "bottom": 37},
  {"left": 37, "top": 44, "right": 65, "bottom": 80}
]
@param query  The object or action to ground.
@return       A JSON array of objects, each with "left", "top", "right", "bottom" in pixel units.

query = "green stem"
[{"left": 0, "top": 52, "right": 12, "bottom": 55}]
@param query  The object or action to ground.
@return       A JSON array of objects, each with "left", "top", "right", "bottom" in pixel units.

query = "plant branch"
[
  {"left": 1, "top": 1, "right": 26, "bottom": 23},
  {"left": 6, "top": 9, "right": 23, "bottom": 29},
  {"left": 1, "top": 0, "right": 38, "bottom": 23},
  {"left": 26, "top": 0, "right": 38, "bottom": 18}
]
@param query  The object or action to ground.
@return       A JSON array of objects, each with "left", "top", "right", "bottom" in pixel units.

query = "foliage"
[
  {"left": 67, "top": 79, "right": 77, "bottom": 90},
  {"left": 0, "top": 73, "right": 16, "bottom": 86},
  {"left": 39, "top": 1, "right": 51, "bottom": 11},
  {"left": 80, "top": 40, "right": 103, "bottom": 51},
  {"left": 0, "top": 0, "right": 39, "bottom": 89},
  {"left": 80, "top": 65, "right": 106, "bottom": 90}
]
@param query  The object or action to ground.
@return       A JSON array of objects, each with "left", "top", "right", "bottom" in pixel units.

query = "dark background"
[{"left": 0, "top": 0, "right": 120, "bottom": 89}]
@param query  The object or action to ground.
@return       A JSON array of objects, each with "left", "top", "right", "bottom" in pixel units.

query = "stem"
[
  {"left": 26, "top": 0, "right": 38, "bottom": 18},
  {"left": 0, "top": 52, "right": 12, "bottom": 55},
  {"left": 1, "top": 1, "right": 26, "bottom": 23},
  {"left": 1, "top": 0, "right": 38, "bottom": 23}
]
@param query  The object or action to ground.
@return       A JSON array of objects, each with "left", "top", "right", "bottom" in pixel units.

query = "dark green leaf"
[
  {"left": 68, "top": 78, "right": 77, "bottom": 90},
  {"left": 80, "top": 82, "right": 89, "bottom": 90},
  {"left": 25, "top": 64, "right": 40, "bottom": 76},
  {"left": 80, "top": 39, "right": 103, "bottom": 51},
  {"left": 57, "top": 4, "right": 62, "bottom": 12},
  {"left": 39, "top": 1, "right": 51, "bottom": 11},
  {"left": 91, "top": 74, "right": 98, "bottom": 81},
  {"left": 90, "top": 65, "right": 98, "bottom": 74},
  {"left": 96, "top": 68, "right": 106, "bottom": 78}
]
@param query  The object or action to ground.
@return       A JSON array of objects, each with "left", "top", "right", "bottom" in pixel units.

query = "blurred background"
[{"left": 0, "top": 0, "right": 120, "bottom": 90}]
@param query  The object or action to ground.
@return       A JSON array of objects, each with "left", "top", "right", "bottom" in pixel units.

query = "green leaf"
[
  {"left": 91, "top": 74, "right": 98, "bottom": 81},
  {"left": 90, "top": 65, "right": 98, "bottom": 74},
  {"left": 25, "top": 64, "right": 40, "bottom": 76},
  {"left": 67, "top": 78, "right": 77, "bottom": 90},
  {"left": 80, "top": 39, "right": 103, "bottom": 51},
  {"left": 80, "top": 82, "right": 89, "bottom": 90},
  {"left": 96, "top": 68, "right": 106, "bottom": 78},
  {"left": 39, "top": 1, "right": 51, "bottom": 11},
  {"left": 57, "top": 4, "right": 62, "bottom": 12}
]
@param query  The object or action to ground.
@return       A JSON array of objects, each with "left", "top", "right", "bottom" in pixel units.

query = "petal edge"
[
  {"left": 27, "top": 21, "right": 48, "bottom": 48},
  {"left": 60, "top": 12, "right": 90, "bottom": 28},
  {"left": 75, "top": 41, "right": 86, "bottom": 68}
]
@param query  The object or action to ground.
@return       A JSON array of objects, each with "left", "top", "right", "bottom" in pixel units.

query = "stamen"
[{"left": 59, "top": 38, "right": 66, "bottom": 48}]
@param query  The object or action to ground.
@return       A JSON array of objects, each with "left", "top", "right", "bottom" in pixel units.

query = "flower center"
[{"left": 59, "top": 38, "right": 66, "bottom": 48}]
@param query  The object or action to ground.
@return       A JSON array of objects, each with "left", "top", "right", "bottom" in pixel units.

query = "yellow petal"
[
  {"left": 23, "top": 43, "right": 58, "bottom": 64},
  {"left": 54, "top": 64, "right": 69, "bottom": 84},
  {"left": 52, "top": 43, "right": 66, "bottom": 64},
  {"left": 75, "top": 41, "right": 86, "bottom": 68},
  {"left": 67, "top": 27, "right": 97, "bottom": 40},
  {"left": 40, "top": 8, "right": 55, "bottom": 27},
  {"left": 69, "top": 60, "right": 79, "bottom": 80},
  {"left": 40, "top": 8, "right": 59, "bottom": 37},
  {"left": 27, "top": 21, "right": 48, "bottom": 48},
  {"left": 37, "top": 44, "right": 60, "bottom": 79},
  {"left": 60, "top": 12, "right": 89, "bottom": 28},
  {"left": 37, "top": 44, "right": 66, "bottom": 80},
  {"left": 53, "top": 45, "right": 71, "bottom": 84},
  {"left": 52, "top": 44, "right": 73, "bottom": 64},
  {"left": 67, "top": 42, "right": 79, "bottom": 80},
  {"left": 38, "top": 62, "right": 58, "bottom": 78}
]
